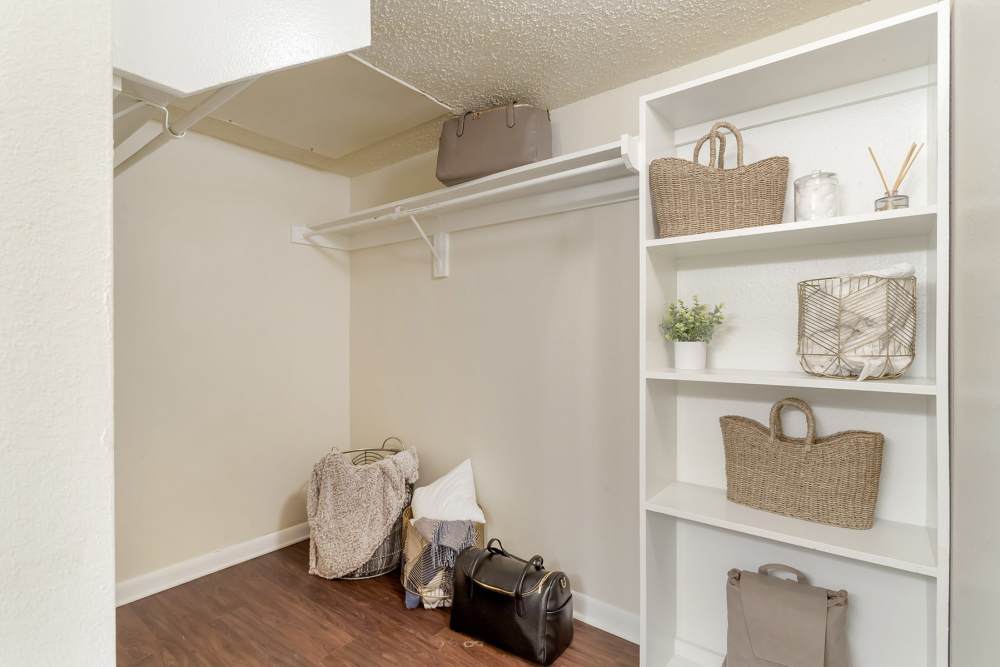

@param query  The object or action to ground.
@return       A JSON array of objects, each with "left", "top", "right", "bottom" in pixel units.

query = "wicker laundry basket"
[
  {"left": 649, "top": 121, "right": 789, "bottom": 238},
  {"left": 721, "top": 398, "right": 884, "bottom": 529},
  {"left": 798, "top": 274, "right": 917, "bottom": 380},
  {"left": 400, "top": 506, "right": 485, "bottom": 608},
  {"left": 340, "top": 438, "right": 412, "bottom": 580}
]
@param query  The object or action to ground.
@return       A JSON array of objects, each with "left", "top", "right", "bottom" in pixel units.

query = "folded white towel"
[{"left": 851, "top": 262, "right": 915, "bottom": 279}]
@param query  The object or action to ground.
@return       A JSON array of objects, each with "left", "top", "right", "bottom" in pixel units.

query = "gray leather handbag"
[
  {"left": 436, "top": 102, "right": 552, "bottom": 186},
  {"left": 725, "top": 564, "right": 848, "bottom": 667}
]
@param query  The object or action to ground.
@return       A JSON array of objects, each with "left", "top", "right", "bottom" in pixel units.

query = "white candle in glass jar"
[{"left": 794, "top": 171, "right": 839, "bottom": 221}]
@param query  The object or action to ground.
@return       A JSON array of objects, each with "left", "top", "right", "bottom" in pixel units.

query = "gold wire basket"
[
  {"left": 400, "top": 506, "right": 485, "bottom": 608},
  {"left": 797, "top": 275, "right": 916, "bottom": 380},
  {"left": 340, "top": 437, "right": 412, "bottom": 580}
]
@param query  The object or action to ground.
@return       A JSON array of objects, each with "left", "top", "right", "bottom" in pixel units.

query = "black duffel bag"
[{"left": 450, "top": 538, "right": 574, "bottom": 665}]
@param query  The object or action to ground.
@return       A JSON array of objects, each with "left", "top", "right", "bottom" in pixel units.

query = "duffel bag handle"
[
  {"left": 514, "top": 555, "right": 545, "bottom": 617},
  {"left": 485, "top": 538, "right": 543, "bottom": 567},
  {"left": 769, "top": 397, "right": 817, "bottom": 445},
  {"left": 468, "top": 539, "right": 547, "bottom": 610},
  {"left": 466, "top": 540, "right": 505, "bottom": 600},
  {"left": 486, "top": 537, "right": 507, "bottom": 556}
]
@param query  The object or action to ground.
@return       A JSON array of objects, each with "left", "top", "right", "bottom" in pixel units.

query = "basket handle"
[
  {"left": 769, "top": 398, "right": 816, "bottom": 444},
  {"left": 693, "top": 130, "right": 727, "bottom": 169},
  {"left": 380, "top": 436, "right": 403, "bottom": 450},
  {"left": 758, "top": 563, "right": 810, "bottom": 584},
  {"left": 709, "top": 121, "right": 745, "bottom": 168}
]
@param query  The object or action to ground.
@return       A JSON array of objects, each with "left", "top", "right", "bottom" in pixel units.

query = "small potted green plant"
[{"left": 660, "top": 297, "right": 725, "bottom": 370}]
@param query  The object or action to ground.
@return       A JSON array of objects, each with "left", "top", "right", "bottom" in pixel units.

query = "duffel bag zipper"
[{"left": 471, "top": 570, "right": 556, "bottom": 597}]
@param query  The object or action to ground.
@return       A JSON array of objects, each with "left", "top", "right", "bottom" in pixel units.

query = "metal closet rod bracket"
[{"left": 400, "top": 208, "right": 450, "bottom": 279}]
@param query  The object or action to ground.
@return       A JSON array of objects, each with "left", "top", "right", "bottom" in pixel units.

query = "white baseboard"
[
  {"left": 116, "top": 524, "right": 640, "bottom": 647},
  {"left": 673, "top": 638, "right": 725, "bottom": 667},
  {"left": 116, "top": 522, "right": 310, "bottom": 606},
  {"left": 572, "top": 591, "right": 640, "bottom": 644}
]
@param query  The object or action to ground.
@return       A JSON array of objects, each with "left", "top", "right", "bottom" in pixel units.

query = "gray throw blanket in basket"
[{"left": 307, "top": 447, "right": 419, "bottom": 579}]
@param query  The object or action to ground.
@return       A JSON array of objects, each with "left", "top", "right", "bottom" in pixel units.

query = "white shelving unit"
[{"left": 637, "top": 5, "right": 949, "bottom": 666}]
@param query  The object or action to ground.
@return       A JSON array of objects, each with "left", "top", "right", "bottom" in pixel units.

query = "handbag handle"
[
  {"left": 455, "top": 101, "right": 517, "bottom": 137},
  {"left": 769, "top": 397, "right": 816, "bottom": 444},
  {"left": 514, "top": 554, "right": 545, "bottom": 617},
  {"left": 758, "top": 563, "right": 810, "bottom": 585}
]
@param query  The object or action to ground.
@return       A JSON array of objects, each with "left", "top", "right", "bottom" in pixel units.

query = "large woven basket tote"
[
  {"left": 649, "top": 121, "right": 789, "bottom": 238},
  {"left": 720, "top": 398, "right": 884, "bottom": 529}
]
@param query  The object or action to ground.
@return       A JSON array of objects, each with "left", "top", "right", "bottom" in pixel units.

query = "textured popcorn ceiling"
[
  {"left": 146, "top": 0, "right": 863, "bottom": 174},
  {"left": 359, "top": 0, "right": 863, "bottom": 111}
]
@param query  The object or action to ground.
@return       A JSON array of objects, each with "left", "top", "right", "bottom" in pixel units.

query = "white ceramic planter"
[{"left": 674, "top": 341, "right": 708, "bottom": 370}]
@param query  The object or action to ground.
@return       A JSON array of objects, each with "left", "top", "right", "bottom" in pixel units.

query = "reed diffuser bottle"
[{"left": 868, "top": 142, "right": 923, "bottom": 211}]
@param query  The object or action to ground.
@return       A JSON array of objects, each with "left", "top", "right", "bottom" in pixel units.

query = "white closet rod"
[
  {"left": 114, "top": 77, "right": 259, "bottom": 176},
  {"left": 304, "top": 157, "right": 628, "bottom": 237}
]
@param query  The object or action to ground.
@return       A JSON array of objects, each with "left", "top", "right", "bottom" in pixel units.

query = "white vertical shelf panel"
[
  {"left": 931, "top": 5, "right": 951, "bottom": 665},
  {"left": 637, "top": 4, "right": 949, "bottom": 666}
]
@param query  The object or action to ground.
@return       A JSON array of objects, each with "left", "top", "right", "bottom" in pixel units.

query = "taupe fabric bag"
[
  {"left": 436, "top": 103, "right": 552, "bottom": 186},
  {"left": 725, "top": 565, "right": 848, "bottom": 667}
]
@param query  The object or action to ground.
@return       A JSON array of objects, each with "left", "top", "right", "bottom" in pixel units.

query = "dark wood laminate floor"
[{"left": 117, "top": 541, "right": 639, "bottom": 666}]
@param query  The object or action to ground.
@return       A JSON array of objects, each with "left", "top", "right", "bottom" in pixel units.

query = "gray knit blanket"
[{"left": 307, "top": 447, "right": 419, "bottom": 579}]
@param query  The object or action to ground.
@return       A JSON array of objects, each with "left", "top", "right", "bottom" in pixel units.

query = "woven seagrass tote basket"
[
  {"left": 720, "top": 398, "right": 884, "bottom": 530},
  {"left": 649, "top": 121, "right": 789, "bottom": 238}
]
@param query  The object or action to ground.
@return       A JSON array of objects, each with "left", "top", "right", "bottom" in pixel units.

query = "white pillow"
[{"left": 410, "top": 459, "right": 486, "bottom": 524}]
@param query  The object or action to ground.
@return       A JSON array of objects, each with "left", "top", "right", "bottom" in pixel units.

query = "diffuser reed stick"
[
  {"left": 868, "top": 142, "right": 925, "bottom": 197},
  {"left": 894, "top": 142, "right": 924, "bottom": 193},
  {"left": 867, "top": 146, "right": 891, "bottom": 195},
  {"left": 891, "top": 143, "right": 917, "bottom": 194}
]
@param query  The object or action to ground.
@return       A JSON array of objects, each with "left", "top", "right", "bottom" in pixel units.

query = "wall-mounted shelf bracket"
[
  {"left": 290, "top": 136, "right": 640, "bottom": 279},
  {"left": 405, "top": 211, "right": 449, "bottom": 278}
]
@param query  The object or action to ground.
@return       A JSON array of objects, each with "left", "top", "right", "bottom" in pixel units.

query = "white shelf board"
[
  {"left": 645, "top": 368, "right": 936, "bottom": 395},
  {"left": 293, "top": 136, "right": 639, "bottom": 251},
  {"left": 646, "top": 482, "right": 937, "bottom": 577},
  {"left": 641, "top": 5, "right": 937, "bottom": 128},
  {"left": 645, "top": 207, "right": 936, "bottom": 258}
]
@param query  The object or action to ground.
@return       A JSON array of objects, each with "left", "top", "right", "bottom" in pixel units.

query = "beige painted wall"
[
  {"left": 114, "top": 130, "right": 351, "bottom": 581},
  {"left": 348, "top": 0, "right": 932, "bottom": 618},
  {"left": 951, "top": 0, "right": 1000, "bottom": 662},
  {"left": 0, "top": 0, "right": 115, "bottom": 661},
  {"left": 351, "top": 149, "right": 443, "bottom": 212},
  {"left": 350, "top": 201, "right": 639, "bottom": 611}
]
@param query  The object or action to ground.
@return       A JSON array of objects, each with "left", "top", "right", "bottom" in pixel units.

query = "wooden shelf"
[
  {"left": 646, "top": 482, "right": 937, "bottom": 577},
  {"left": 645, "top": 368, "right": 937, "bottom": 395},
  {"left": 645, "top": 207, "right": 936, "bottom": 258}
]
